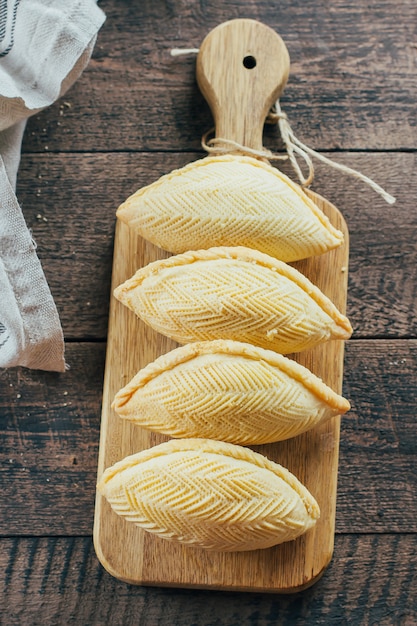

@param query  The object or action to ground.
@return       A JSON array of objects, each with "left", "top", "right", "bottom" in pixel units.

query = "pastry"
[
  {"left": 116, "top": 154, "right": 344, "bottom": 262},
  {"left": 113, "top": 339, "right": 350, "bottom": 444},
  {"left": 114, "top": 246, "right": 352, "bottom": 354},
  {"left": 97, "top": 438, "right": 320, "bottom": 552}
]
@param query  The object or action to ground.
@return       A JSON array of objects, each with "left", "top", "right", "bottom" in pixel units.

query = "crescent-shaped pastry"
[
  {"left": 113, "top": 340, "right": 350, "bottom": 444},
  {"left": 114, "top": 246, "right": 352, "bottom": 354},
  {"left": 116, "top": 154, "right": 343, "bottom": 262},
  {"left": 97, "top": 438, "right": 320, "bottom": 551}
]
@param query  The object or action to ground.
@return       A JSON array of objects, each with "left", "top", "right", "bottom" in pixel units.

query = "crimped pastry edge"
[
  {"left": 97, "top": 437, "right": 320, "bottom": 522},
  {"left": 113, "top": 339, "right": 350, "bottom": 415},
  {"left": 116, "top": 154, "right": 344, "bottom": 244},
  {"left": 113, "top": 245, "right": 352, "bottom": 338}
]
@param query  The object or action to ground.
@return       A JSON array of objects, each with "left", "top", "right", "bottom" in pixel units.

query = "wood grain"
[
  {"left": 1, "top": 536, "right": 416, "bottom": 626},
  {"left": 21, "top": 0, "right": 417, "bottom": 152},
  {"left": 1, "top": 340, "right": 416, "bottom": 537},
  {"left": 1, "top": 0, "right": 415, "bottom": 618},
  {"left": 0, "top": 343, "right": 104, "bottom": 536},
  {"left": 93, "top": 201, "right": 349, "bottom": 591},
  {"left": 93, "top": 19, "right": 352, "bottom": 591},
  {"left": 196, "top": 19, "right": 290, "bottom": 150},
  {"left": 15, "top": 152, "right": 416, "bottom": 340}
]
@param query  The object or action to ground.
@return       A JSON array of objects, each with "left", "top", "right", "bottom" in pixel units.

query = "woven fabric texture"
[{"left": 0, "top": 0, "right": 105, "bottom": 371}]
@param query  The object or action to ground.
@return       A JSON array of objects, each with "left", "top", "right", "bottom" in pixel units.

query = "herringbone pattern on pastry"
[
  {"left": 116, "top": 155, "right": 344, "bottom": 262},
  {"left": 114, "top": 247, "right": 352, "bottom": 354},
  {"left": 98, "top": 438, "right": 320, "bottom": 551},
  {"left": 113, "top": 340, "right": 350, "bottom": 444}
]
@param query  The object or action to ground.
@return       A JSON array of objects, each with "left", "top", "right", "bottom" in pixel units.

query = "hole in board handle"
[{"left": 243, "top": 55, "right": 256, "bottom": 69}]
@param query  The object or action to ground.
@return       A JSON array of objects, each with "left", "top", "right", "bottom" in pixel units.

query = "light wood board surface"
[
  {"left": 3, "top": 3, "right": 416, "bottom": 623},
  {"left": 93, "top": 186, "right": 349, "bottom": 593},
  {"left": 94, "top": 19, "right": 350, "bottom": 593}
]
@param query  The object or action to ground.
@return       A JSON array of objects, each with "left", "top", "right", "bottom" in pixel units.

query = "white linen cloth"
[{"left": 0, "top": 0, "right": 105, "bottom": 371}]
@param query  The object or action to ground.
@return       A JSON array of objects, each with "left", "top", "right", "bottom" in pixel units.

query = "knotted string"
[
  {"left": 267, "top": 101, "right": 396, "bottom": 204},
  {"left": 201, "top": 128, "right": 288, "bottom": 162},
  {"left": 171, "top": 47, "right": 396, "bottom": 204}
]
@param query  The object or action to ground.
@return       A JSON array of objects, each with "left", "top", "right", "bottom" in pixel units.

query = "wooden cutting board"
[{"left": 93, "top": 19, "right": 350, "bottom": 593}]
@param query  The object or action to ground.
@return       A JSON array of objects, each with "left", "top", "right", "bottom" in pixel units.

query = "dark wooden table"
[{"left": 1, "top": 1, "right": 416, "bottom": 624}]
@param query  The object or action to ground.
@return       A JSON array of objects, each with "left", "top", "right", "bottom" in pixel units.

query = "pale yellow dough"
[
  {"left": 114, "top": 246, "right": 352, "bottom": 354},
  {"left": 97, "top": 438, "right": 320, "bottom": 552},
  {"left": 113, "top": 339, "right": 350, "bottom": 444},
  {"left": 116, "top": 154, "right": 343, "bottom": 262}
]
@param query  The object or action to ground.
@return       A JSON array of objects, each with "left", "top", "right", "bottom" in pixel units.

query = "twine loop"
[
  {"left": 265, "top": 101, "right": 396, "bottom": 204},
  {"left": 267, "top": 102, "right": 315, "bottom": 187},
  {"left": 201, "top": 129, "right": 287, "bottom": 162},
  {"left": 170, "top": 47, "right": 396, "bottom": 204}
]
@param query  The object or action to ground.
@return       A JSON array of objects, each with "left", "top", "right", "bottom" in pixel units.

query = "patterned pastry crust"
[
  {"left": 113, "top": 339, "right": 350, "bottom": 444},
  {"left": 114, "top": 246, "right": 352, "bottom": 354},
  {"left": 97, "top": 438, "right": 320, "bottom": 552},
  {"left": 116, "top": 154, "right": 344, "bottom": 262}
]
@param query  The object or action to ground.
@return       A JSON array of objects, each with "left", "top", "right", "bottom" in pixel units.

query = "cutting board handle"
[{"left": 196, "top": 19, "right": 290, "bottom": 152}]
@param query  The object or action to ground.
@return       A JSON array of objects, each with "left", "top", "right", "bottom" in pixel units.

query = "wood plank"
[
  {"left": 94, "top": 138, "right": 349, "bottom": 593},
  {"left": 1, "top": 339, "right": 417, "bottom": 537},
  {"left": 21, "top": 0, "right": 417, "bottom": 152},
  {"left": 1, "top": 536, "right": 416, "bottom": 623},
  {"left": 0, "top": 343, "right": 104, "bottom": 536},
  {"left": 16, "top": 152, "right": 417, "bottom": 340},
  {"left": 3, "top": 1, "right": 414, "bottom": 618}
]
